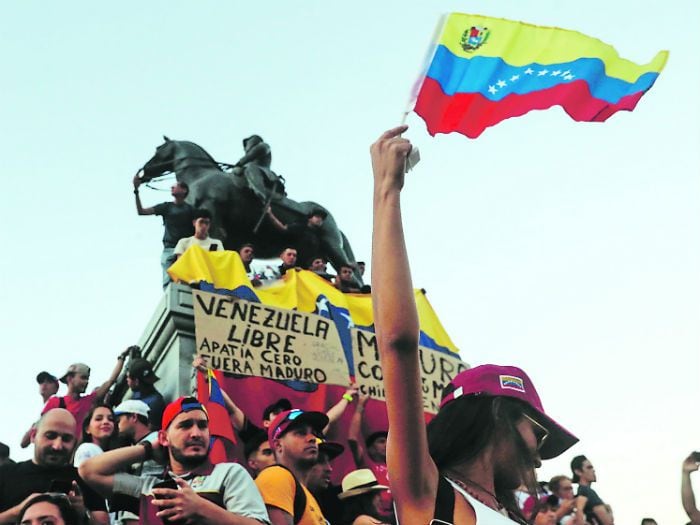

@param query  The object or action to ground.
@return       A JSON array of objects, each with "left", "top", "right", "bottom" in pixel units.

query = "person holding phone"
[
  {"left": 682, "top": 451, "right": 700, "bottom": 525},
  {"left": 172, "top": 209, "right": 224, "bottom": 261},
  {"left": 0, "top": 409, "right": 108, "bottom": 525},
  {"left": 79, "top": 397, "right": 269, "bottom": 525},
  {"left": 369, "top": 126, "right": 578, "bottom": 525}
]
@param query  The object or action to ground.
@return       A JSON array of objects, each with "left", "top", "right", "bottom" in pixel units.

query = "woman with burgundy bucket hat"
[{"left": 370, "top": 126, "right": 579, "bottom": 525}]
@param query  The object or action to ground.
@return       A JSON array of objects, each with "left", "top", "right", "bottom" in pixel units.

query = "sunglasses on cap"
[
  {"left": 271, "top": 409, "right": 305, "bottom": 440},
  {"left": 522, "top": 413, "right": 549, "bottom": 451}
]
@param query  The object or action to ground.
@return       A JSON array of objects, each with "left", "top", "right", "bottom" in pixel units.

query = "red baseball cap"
[
  {"left": 267, "top": 409, "right": 329, "bottom": 446},
  {"left": 440, "top": 364, "right": 577, "bottom": 460},
  {"left": 161, "top": 396, "right": 208, "bottom": 430}
]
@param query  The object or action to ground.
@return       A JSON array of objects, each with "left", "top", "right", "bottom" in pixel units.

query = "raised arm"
[
  {"left": 265, "top": 206, "right": 288, "bottom": 232},
  {"left": 133, "top": 174, "right": 155, "bottom": 215},
  {"left": 93, "top": 350, "right": 129, "bottom": 402},
  {"left": 347, "top": 393, "right": 368, "bottom": 466},
  {"left": 0, "top": 493, "right": 42, "bottom": 524},
  {"left": 682, "top": 453, "right": 700, "bottom": 525},
  {"left": 193, "top": 356, "right": 246, "bottom": 430},
  {"left": 370, "top": 126, "right": 437, "bottom": 519},
  {"left": 324, "top": 385, "right": 357, "bottom": 433},
  {"left": 20, "top": 424, "right": 35, "bottom": 448}
]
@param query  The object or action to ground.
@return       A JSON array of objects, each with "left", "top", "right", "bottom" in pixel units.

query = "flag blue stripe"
[{"left": 426, "top": 45, "right": 660, "bottom": 103}]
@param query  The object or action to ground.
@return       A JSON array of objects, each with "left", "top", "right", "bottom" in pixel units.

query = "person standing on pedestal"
[{"left": 133, "top": 175, "right": 194, "bottom": 288}]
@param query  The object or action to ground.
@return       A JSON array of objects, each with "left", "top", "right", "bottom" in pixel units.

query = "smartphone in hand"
[
  {"left": 151, "top": 477, "right": 178, "bottom": 494},
  {"left": 49, "top": 479, "right": 73, "bottom": 494}
]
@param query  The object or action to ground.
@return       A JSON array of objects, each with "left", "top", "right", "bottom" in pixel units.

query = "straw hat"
[{"left": 337, "top": 469, "right": 389, "bottom": 500}]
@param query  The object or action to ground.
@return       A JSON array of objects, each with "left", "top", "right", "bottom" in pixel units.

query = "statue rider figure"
[{"left": 233, "top": 135, "right": 286, "bottom": 203}]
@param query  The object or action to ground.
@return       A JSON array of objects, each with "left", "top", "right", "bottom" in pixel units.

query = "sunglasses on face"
[{"left": 522, "top": 413, "right": 549, "bottom": 451}]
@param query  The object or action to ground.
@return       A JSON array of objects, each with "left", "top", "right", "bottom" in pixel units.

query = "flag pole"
[
  {"left": 401, "top": 14, "right": 448, "bottom": 170},
  {"left": 401, "top": 13, "right": 448, "bottom": 125}
]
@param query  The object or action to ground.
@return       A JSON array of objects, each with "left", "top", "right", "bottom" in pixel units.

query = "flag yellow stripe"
[
  {"left": 169, "top": 246, "right": 460, "bottom": 355},
  {"left": 439, "top": 13, "right": 668, "bottom": 83}
]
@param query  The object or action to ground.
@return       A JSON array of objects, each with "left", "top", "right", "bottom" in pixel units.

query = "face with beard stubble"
[
  {"left": 161, "top": 410, "right": 210, "bottom": 469},
  {"left": 34, "top": 409, "right": 77, "bottom": 467}
]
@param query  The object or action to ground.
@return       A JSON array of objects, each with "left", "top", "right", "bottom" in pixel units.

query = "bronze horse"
[{"left": 138, "top": 137, "right": 360, "bottom": 280}]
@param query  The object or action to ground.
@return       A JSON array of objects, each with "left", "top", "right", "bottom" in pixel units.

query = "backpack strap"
[
  {"left": 433, "top": 476, "right": 456, "bottom": 525},
  {"left": 58, "top": 396, "right": 66, "bottom": 409},
  {"left": 261, "top": 465, "right": 307, "bottom": 525}
]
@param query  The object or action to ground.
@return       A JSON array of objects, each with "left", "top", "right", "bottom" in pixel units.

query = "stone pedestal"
[{"left": 112, "top": 283, "right": 197, "bottom": 403}]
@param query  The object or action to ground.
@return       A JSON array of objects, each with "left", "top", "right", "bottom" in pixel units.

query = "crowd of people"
[
  {"left": 2, "top": 347, "right": 694, "bottom": 525},
  {"left": 133, "top": 175, "right": 368, "bottom": 293},
  {"left": 0, "top": 128, "right": 696, "bottom": 525}
]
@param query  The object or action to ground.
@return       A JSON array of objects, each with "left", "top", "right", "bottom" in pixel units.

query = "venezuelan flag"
[
  {"left": 414, "top": 13, "right": 669, "bottom": 138},
  {"left": 171, "top": 246, "right": 461, "bottom": 479},
  {"left": 197, "top": 368, "right": 237, "bottom": 464}
]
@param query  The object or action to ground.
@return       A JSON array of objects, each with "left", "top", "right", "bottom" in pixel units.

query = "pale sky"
[{"left": 1, "top": 2, "right": 698, "bottom": 523}]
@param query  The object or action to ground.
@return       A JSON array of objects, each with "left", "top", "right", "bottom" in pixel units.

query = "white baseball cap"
[{"left": 114, "top": 399, "right": 150, "bottom": 419}]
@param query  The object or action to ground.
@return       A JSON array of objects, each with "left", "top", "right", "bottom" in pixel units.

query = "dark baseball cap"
[
  {"left": 267, "top": 409, "right": 328, "bottom": 446},
  {"left": 36, "top": 371, "right": 58, "bottom": 384},
  {"left": 365, "top": 431, "right": 388, "bottom": 449},
  {"left": 128, "top": 359, "right": 159, "bottom": 384},
  {"left": 318, "top": 438, "right": 345, "bottom": 460},
  {"left": 262, "top": 398, "right": 292, "bottom": 421}
]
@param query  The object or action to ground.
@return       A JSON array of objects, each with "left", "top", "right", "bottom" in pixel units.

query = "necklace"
[{"left": 445, "top": 476, "right": 502, "bottom": 511}]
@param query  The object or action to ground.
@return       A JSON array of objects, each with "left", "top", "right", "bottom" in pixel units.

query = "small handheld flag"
[
  {"left": 197, "top": 368, "right": 237, "bottom": 464},
  {"left": 413, "top": 13, "right": 669, "bottom": 138}
]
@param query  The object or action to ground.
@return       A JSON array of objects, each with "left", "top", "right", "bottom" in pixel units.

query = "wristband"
[
  {"left": 343, "top": 393, "right": 354, "bottom": 402},
  {"left": 140, "top": 440, "right": 153, "bottom": 460}
]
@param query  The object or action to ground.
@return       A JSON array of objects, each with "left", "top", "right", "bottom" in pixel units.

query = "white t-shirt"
[
  {"left": 73, "top": 442, "right": 104, "bottom": 467},
  {"left": 173, "top": 236, "right": 224, "bottom": 255},
  {"left": 446, "top": 478, "right": 518, "bottom": 525}
]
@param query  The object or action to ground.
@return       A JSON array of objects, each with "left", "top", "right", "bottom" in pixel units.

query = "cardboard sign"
[
  {"left": 194, "top": 290, "right": 349, "bottom": 386},
  {"left": 351, "top": 328, "right": 468, "bottom": 414}
]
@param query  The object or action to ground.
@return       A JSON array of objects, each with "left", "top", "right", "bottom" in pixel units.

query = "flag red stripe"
[{"left": 415, "top": 76, "right": 646, "bottom": 138}]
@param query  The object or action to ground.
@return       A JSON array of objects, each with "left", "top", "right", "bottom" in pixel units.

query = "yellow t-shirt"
[{"left": 255, "top": 466, "right": 326, "bottom": 525}]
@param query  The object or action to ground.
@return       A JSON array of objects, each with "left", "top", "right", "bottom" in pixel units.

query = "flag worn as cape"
[{"left": 414, "top": 13, "right": 669, "bottom": 138}]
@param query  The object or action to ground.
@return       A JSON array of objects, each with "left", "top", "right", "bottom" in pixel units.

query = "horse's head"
[
  {"left": 141, "top": 136, "right": 176, "bottom": 182},
  {"left": 140, "top": 137, "right": 220, "bottom": 182}
]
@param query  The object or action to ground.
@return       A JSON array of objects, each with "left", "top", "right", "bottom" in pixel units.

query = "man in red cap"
[
  {"left": 79, "top": 396, "right": 269, "bottom": 525},
  {"left": 255, "top": 409, "right": 329, "bottom": 525}
]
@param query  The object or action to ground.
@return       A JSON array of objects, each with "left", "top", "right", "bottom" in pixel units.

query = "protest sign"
[
  {"left": 194, "top": 290, "right": 349, "bottom": 386},
  {"left": 351, "top": 328, "right": 468, "bottom": 413}
]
